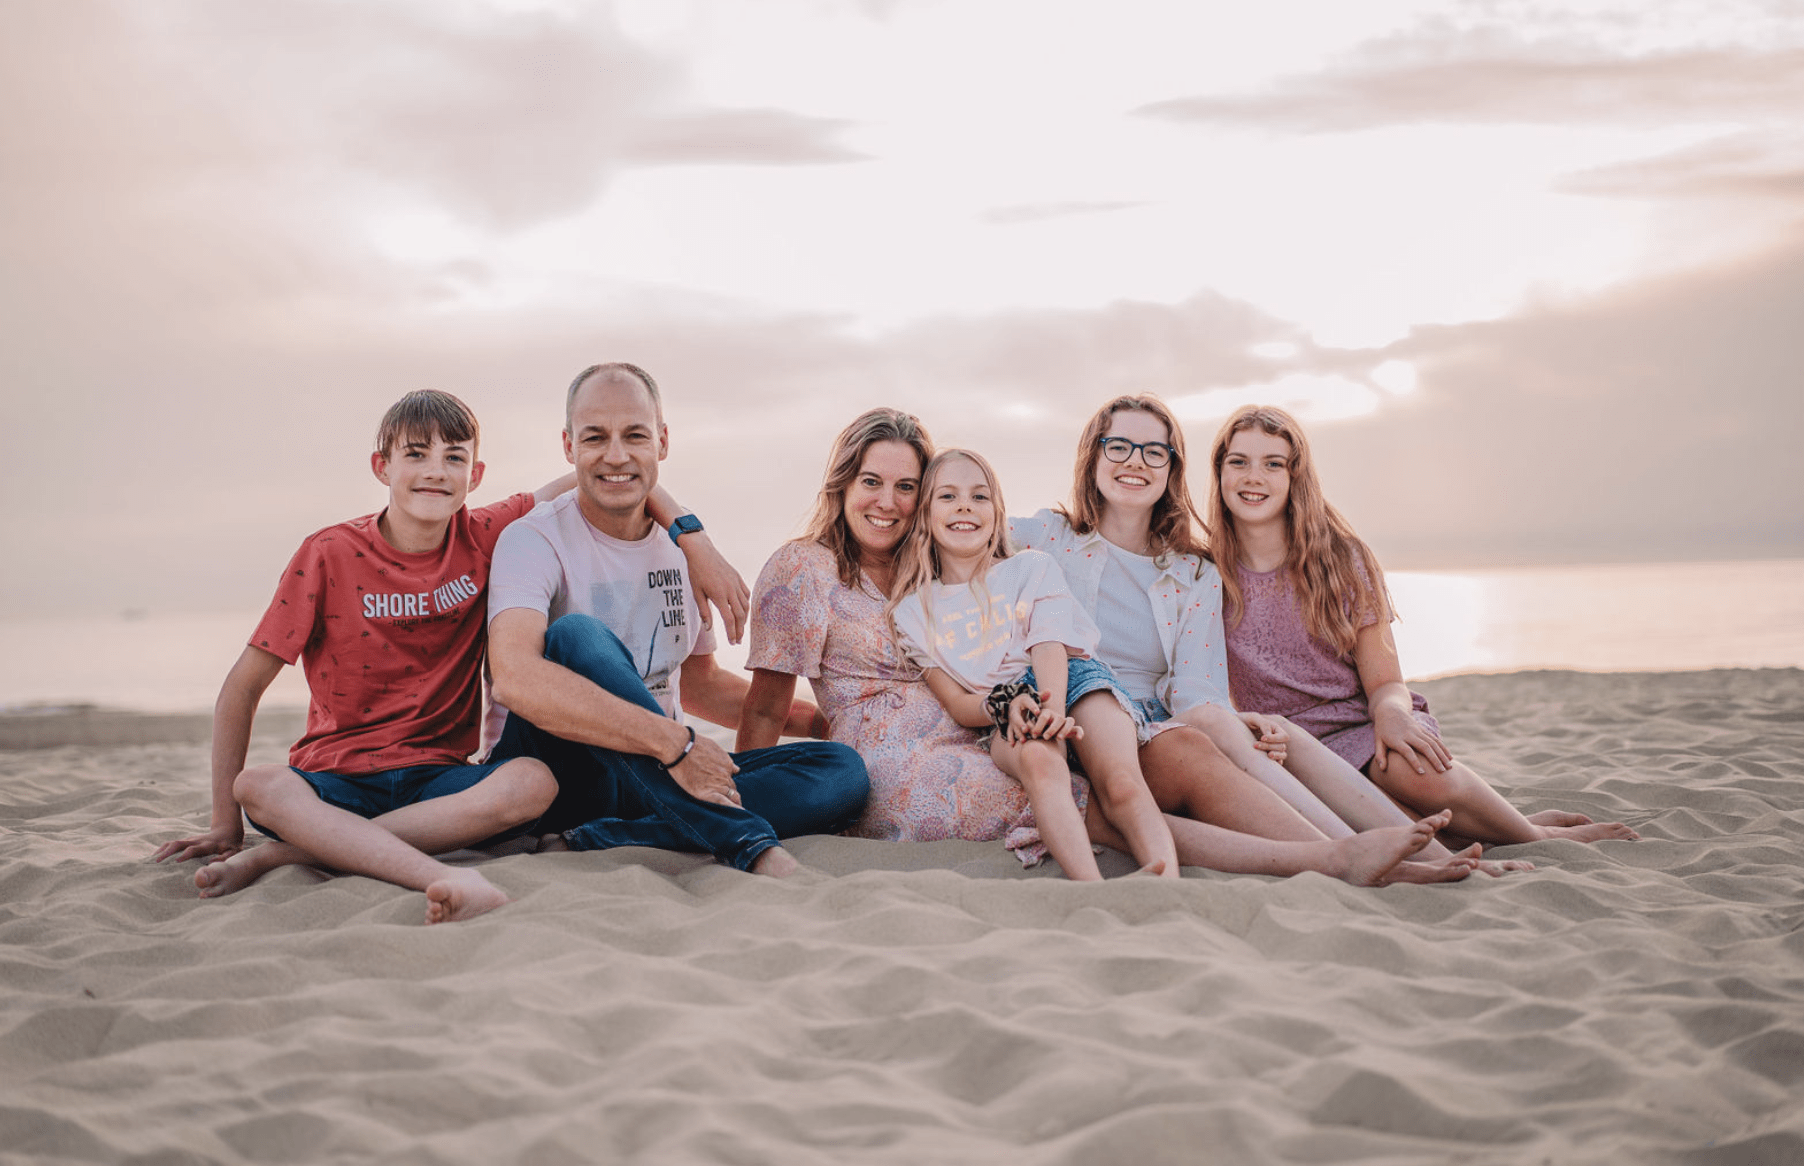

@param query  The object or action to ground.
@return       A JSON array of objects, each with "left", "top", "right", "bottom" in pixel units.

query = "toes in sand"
[
  {"left": 1340, "top": 812, "right": 1454, "bottom": 887},
  {"left": 424, "top": 870, "right": 510, "bottom": 924},
  {"left": 1543, "top": 821, "right": 1640, "bottom": 843},
  {"left": 194, "top": 854, "right": 265, "bottom": 899},
  {"left": 1527, "top": 808, "right": 1594, "bottom": 827}
]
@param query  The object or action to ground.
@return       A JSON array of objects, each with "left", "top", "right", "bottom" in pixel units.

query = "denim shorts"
[
  {"left": 248, "top": 760, "right": 510, "bottom": 842},
  {"left": 1022, "top": 656, "right": 1133, "bottom": 714}
]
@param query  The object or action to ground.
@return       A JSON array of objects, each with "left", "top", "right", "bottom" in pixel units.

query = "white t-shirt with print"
[
  {"left": 484, "top": 493, "right": 716, "bottom": 749},
  {"left": 891, "top": 550, "right": 1097, "bottom": 693}
]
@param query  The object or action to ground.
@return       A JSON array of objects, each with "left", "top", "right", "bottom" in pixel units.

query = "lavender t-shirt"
[{"left": 1224, "top": 562, "right": 1435, "bottom": 771}]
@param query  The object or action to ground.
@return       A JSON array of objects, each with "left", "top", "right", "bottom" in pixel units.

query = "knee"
[
  {"left": 232, "top": 765, "right": 296, "bottom": 814},
  {"left": 544, "top": 614, "right": 631, "bottom": 671},
  {"left": 495, "top": 758, "right": 558, "bottom": 817},
  {"left": 1014, "top": 742, "right": 1067, "bottom": 786},
  {"left": 1086, "top": 761, "right": 1148, "bottom": 805},
  {"left": 801, "top": 742, "right": 870, "bottom": 808}
]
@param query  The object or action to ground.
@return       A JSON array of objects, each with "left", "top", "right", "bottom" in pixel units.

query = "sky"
[{"left": 3, "top": 0, "right": 1801, "bottom": 620}]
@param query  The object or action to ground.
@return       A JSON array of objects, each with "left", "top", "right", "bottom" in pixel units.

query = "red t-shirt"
[{"left": 251, "top": 493, "right": 537, "bottom": 775}]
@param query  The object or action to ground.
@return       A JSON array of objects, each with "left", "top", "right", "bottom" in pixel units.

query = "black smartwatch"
[{"left": 668, "top": 514, "right": 704, "bottom": 544}]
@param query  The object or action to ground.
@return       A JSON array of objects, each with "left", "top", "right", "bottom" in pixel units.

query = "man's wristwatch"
[
  {"left": 660, "top": 725, "right": 696, "bottom": 769},
  {"left": 668, "top": 514, "right": 704, "bottom": 544}
]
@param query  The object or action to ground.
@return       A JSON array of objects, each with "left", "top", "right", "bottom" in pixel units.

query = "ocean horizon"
[{"left": 2, "top": 558, "right": 1799, "bottom": 716}]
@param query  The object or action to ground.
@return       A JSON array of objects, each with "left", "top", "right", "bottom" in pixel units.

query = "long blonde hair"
[
  {"left": 1207, "top": 405, "right": 1389, "bottom": 656},
  {"left": 883, "top": 449, "right": 1013, "bottom": 644},
  {"left": 798, "top": 408, "right": 935, "bottom": 587},
  {"left": 1057, "top": 393, "right": 1209, "bottom": 569}
]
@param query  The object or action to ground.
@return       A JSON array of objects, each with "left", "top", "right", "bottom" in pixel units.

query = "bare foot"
[
  {"left": 751, "top": 846, "right": 800, "bottom": 878},
  {"left": 1538, "top": 821, "right": 1639, "bottom": 843},
  {"left": 1332, "top": 811, "right": 1455, "bottom": 887},
  {"left": 1527, "top": 809, "right": 1593, "bottom": 827},
  {"left": 535, "top": 833, "right": 571, "bottom": 854},
  {"left": 1387, "top": 857, "right": 1478, "bottom": 885},
  {"left": 1129, "top": 858, "right": 1171, "bottom": 878},
  {"left": 424, "top": 869, "right": 510, "bottom": 924},
  {"left": 194, "top": 841, "right": 308, "bottom": 898},
  {"left": 1474, "top": 850, "right": 1536, "bottom": 876}
]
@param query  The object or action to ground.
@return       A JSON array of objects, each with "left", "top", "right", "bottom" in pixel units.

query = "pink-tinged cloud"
[
  {"left": 1312, "top": 232, "right": 1804, "bottom": 567},
  {"left": 1135, "top": 31, "right": 1804, "bottom": 133}
]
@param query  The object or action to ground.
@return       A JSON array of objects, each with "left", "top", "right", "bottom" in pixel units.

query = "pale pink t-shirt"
[
  {"left": 1224, "top": 560, "right": 1435, "bottom": 771},
  {"left": 484, "top": 493, "right": 715, "bottom": 752},
  {"left": 891, "top": 550, "right": 1097, "bottom": 692}
]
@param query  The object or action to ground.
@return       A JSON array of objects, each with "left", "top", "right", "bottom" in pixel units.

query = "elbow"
[{"left": 489, "top": 658, "right": 530, "bottom": 715}]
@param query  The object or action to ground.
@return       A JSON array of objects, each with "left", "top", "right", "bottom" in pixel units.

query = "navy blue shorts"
[{"left": 248, "top": 760, "right": 514, "bottom": 842}]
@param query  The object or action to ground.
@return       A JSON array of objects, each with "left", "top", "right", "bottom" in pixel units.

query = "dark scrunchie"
[{"left": 984, "top": 680, "right": 1037, "bottom": 734}]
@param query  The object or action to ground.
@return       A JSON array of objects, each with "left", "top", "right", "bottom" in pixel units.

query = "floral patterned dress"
[{"left": 748, "top": 540, "right": 1081, "bottom": 862}]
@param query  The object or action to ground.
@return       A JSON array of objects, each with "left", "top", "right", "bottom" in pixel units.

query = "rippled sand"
[{"left": 3, "top": 669, "right": 1801, "bottom": 1164}]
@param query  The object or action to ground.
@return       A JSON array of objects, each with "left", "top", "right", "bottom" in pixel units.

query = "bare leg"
[
  {"left": 1086, "top": 805, "right": 1461, "bottom": 886},
  {"left": 1181, "top": 704, "right": 1365, "bottom": 839},
  {"left": 1069, "top": 695, "right": 1179, "bottom": 879},
  {"left": 1369, "top": 749, "right": 1638, "bottom": 845},
  {"left": 202, "top": 759, "right": 556, "bottom": 922},
  {"left": 1179, "top": 707, "right": 1531, "bottom": 876},
  {"left": 1137, "top": 726, "right": 1323, "bottom": 842},
  {"left": 992, "top": 736, "right": 1101, "bottom": 881}
]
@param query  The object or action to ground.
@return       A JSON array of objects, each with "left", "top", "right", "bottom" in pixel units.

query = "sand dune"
[{"left": 3, "top": 669, "right": 1801, "bottom": 1164}]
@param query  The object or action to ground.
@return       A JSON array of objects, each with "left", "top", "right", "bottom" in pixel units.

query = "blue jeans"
[
  {"left": 491, "top": 614, "right": 869, "bottom": 872},
  {"left": 251, "top": 760, "right": 518, "bottom": 845}
]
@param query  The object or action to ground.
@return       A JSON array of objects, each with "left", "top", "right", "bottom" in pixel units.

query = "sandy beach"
[{"left": 3, "top": 667, "right": 1801, "bottom": 1164}]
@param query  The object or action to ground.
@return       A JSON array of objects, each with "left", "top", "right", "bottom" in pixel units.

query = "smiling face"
[
  {"left": 841, "top": 439, "right": 923, "bottom": 565},
  {"left": 924, "top": 456, "right": 997, "bottom": 563},
  {"left": 1218, "top": 427, "right": 1293, "bottom": 528},
  {"left": 563, "top": 370, "right": 667, "bottom": 539},
  {"left": 1093, "top": 409, "right": 1174, "bottom": 517},
  {"left": 373, "top": 435, "right": 484, "bottom": 532}
]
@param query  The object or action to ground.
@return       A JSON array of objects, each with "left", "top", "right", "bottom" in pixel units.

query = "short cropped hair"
[
  {"left": 374, "top": 390, "right": 479, "bottom": 457},
  {"left": 566, "top": 362, "right": 662, "bottom": 431}
]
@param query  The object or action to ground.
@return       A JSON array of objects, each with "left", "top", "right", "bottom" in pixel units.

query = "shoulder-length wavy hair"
[
  {"left": 883, "top": 448, "right": 1012, "bottom": 644},
  {"left": 1057, "top": 394, "right": 1209, "bottom": 569},
  {"left": 798, "top": 408, "right": 935, "bottom": 588},
  {"left": 1207, "top": 405, "right": 1389, "bottom": 656}
]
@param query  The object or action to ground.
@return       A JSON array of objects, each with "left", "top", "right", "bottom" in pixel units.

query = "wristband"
[
  {"left": 668, "top": 514, "right": 704, "bottom": 544},
  {"left": 984, "top": 681, "right": 1037, "bottom": 734},
  {"left": 659, "top": 724, "right": 696, "bottom": 769}
]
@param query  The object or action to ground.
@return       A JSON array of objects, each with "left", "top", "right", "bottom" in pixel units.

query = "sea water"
[{"left": 1, "top": 559, "right": 1799, "bottom": 714}]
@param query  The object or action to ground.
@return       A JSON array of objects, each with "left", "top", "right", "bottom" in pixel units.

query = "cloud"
[
  {"left": 1559, "top": 131, "right": 1804, "bottom": 203},
  {"left": 623, "top": 109, "right": 867, "bottom": 165},
  {"left": 0, "top": 1, "right": 863, "bottom": 240},
  {"left": 1308, "top": 230, "right": 1804, "bottom": 566},
  {"left": 1134, "top": 29, "right": 1804, "bottom": 133}
]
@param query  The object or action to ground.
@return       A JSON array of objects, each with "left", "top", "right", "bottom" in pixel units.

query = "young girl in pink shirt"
[
  {"left": 1209, "top": 405, "right": 1637, "bottom": 847},
  {"left": 886, "top": 449, "right": 1181, "bottom": 880}
]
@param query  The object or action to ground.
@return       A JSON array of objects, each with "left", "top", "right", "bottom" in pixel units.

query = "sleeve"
[
  {"left": 1019, "top": 553, "right": 1096, "bottom": 655},
  {"left": 1349, "top": 549, "right": 1383, "bottom": 629},
  {"left": 468, "top": 492, "right": 539, "bottom": 557},
  {"left": 1007, "top": 511, "right": 1050, "bottom": 552},
  {"left": 487, "top": 518, "right": 565, "bottom": 625},
  {"left": 1164, "top": 560, "right": 1234, "bottom": 714},
  {"left": 745, "top": 542, "right": 832, "bottom": 679},
  {"left": 248, "top": 535, "right": 327, "bottom": 666},
  {"left": 887, "top": 591, "right": 938, "bottom": 675}
]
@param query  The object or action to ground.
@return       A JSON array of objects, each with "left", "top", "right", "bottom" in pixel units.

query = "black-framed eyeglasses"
[{"left": 1098, "top": 436, "right": 1174, "bottom": 468}]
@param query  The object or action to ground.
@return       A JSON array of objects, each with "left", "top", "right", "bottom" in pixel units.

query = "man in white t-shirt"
[{"left": 486, "top": 363, "right": 868, "bottom": 876}]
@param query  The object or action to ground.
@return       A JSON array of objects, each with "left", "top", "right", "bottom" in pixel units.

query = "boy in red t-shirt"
[{"left": 153, "top": 390, "right": 568, "bottom": 924}]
